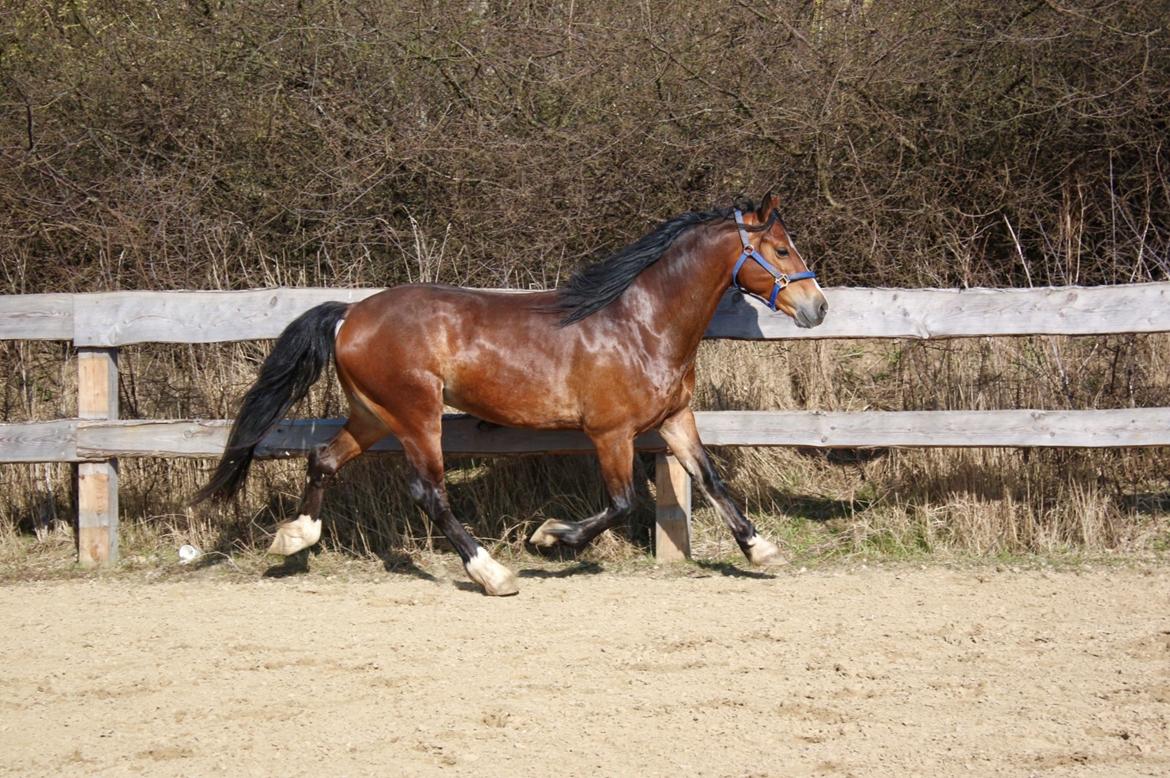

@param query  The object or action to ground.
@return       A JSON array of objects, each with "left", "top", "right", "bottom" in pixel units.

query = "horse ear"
[{"left": 755, "top": 192, "right": 781, "bottom": 222}]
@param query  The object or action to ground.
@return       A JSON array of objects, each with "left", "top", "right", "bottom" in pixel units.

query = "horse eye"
[{"left": 776, "top": 247, "right": 789, "bottom": 256}]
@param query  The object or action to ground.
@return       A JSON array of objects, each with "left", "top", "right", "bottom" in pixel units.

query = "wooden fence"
[{"left": 3, "top": 283, "right": 1170, "bottom": 566}]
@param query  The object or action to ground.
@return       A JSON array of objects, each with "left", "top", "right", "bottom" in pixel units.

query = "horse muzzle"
[{"left": 794, "top": 293, "right": 829, "bottom": 329}]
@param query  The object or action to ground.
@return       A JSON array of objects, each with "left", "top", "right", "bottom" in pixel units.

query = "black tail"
[{"left": 192, "top": 301, "right": 349, "bottom": 504}]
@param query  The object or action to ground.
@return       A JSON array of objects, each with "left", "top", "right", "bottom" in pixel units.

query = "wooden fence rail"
[
  {"left": 6, "top": 283, "right": 1170, "bottom": 344},
  {"left": 2, "top": 283, "right": 1169, "bottom": 565}
]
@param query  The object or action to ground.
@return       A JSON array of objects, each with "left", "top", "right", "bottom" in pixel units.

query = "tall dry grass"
[
  {"left": 687, "top": 336, "right": 1170, "bottom": 559},
  {"left": 2, "top": 330, "right": 1168, "bottom": 564}
]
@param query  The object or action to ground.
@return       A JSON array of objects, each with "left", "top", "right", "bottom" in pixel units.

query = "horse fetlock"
[
  {"left": 268, "top": 514, "right": 322, "bottom": 556},
  {"left": 528, "top": 519, "right": 576, "bottom": 549},
  {"left": 743, "top": 534, "right": 785, "bottom": 567},
  {"left": 465, "top": 548, "right": 519, "bottom": 597}
]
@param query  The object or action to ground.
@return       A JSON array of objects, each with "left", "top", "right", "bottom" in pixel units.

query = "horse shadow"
[
  {"left": 261, "top": 548, "right": 312, "bottom": 578},
  {"left": 707, "top": 290, "right": 766, "bottom": 338},
  {"left": 693, "top": 560, "right": 776, "bottom": 579},
  {"left": 518, "top": 561, "right": 604, "bottom": 578},
  {"left": 377, "top": 549, "right": 438, "bottom": 582}
]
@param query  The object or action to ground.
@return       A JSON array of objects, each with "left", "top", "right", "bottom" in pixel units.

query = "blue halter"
[{"left": 731, "top": 209, "right": 816, "bottom": 311}]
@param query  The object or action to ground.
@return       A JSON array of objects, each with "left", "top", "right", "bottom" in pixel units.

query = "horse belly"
[
  {"left": 441, "top": 334, "right": 581, "bottom": 429},
  {"left": 442, "top": 374, "right": 579, "bottom": 430}
]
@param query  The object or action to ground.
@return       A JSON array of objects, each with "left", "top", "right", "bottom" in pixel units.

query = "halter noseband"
[{"left": 731, "top": 209, "right": 816, "bottom": 311}]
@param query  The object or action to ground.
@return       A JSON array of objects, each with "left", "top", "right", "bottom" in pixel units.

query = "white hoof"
[
  {"left": 268, "top": 515, "right": 322, "bottom": 556},
  {"left": 528, "top": 519, "right": 573, "bottom": 549},
  {"left": 745, "top": 535, "right": 785, "bottom": 567},
  {"left": 465, "top": 548, "right": 519, "bottom": 596}
]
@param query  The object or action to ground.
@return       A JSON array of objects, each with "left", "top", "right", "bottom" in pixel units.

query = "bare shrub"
[{"left": 1, "top": 1, "right": 1168, "bottom": 558}]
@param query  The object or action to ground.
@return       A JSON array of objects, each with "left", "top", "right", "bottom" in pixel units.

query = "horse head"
[{"left": 729, "top": 193, "right": 828, "bottom": 328}]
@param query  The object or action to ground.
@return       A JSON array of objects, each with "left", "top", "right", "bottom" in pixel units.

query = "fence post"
[
  {"left": 654, "top": 452, "right": 691, "bottom": 561},
  {"left": 77, "top": 347, "right": 119, "bottom": 566}
]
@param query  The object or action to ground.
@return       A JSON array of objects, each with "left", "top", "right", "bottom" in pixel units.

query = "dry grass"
[
  {"left": 688, "top": 336, "right": 1170, "bottom": 560},
  {"left": 2, "top": 333, "right": 1168, "bottom": 572}
]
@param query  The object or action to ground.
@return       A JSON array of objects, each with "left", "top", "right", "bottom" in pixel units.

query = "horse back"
[{"left": 334, "top": 285, "right": 591, "bottom": 428}]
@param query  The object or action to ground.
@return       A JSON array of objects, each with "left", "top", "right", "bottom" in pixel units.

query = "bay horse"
[{"left": 193, "top": 193, "right": 827, "bottom": 595}]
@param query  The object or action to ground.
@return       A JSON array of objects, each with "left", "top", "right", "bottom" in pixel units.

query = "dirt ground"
[{"left": 1, "top": 561, "right": 1167, "bottom": 777}]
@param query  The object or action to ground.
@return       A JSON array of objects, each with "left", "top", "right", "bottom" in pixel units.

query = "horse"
[{"left": 193, "top": 193, "right": 828, "bottom": 595}]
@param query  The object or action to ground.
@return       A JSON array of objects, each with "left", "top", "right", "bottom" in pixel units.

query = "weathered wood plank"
[
  {"left": 72, "top": 288, "right": 383, "bottom": 346},
  {"left": 75, "top": 417, "right": 666, "bottom": 458},
  {"left": 76, "top": 419, "right": 233, "bottom": 459},
  {"left": 66, "top": 407, "right": 1170, "bottom": 460},
  {"left": 690, "top": 408, "right": 1170, "bottom": 448},
  {"left": 269, "top": 419, "right": 667, "bottom": 457},
  {"left": 0, "top": 294, "right": 74, "bottom": 340},
  {"left": 703, "top": 283, "right": 1170, "bottom": 340},
  {"left": 654, "top": 453, "right": 692, "bottom": 561},
  {"left": 0, "top": 420, "right": 77, "bottom": 462},
  {"left": 25, "top": 281, "right": 1170, "bottom": 346},
  {"left": 77, "top": 461, "right": 117, "bottom": 566},
  {"left": 76, "top": 348, "right": 119, "bottom": 566},
  {"left": 7, "top": 408, "right": 1169, "bottom": 464},
  {"left": 77, "top": 348, "right": 119, "bottom": 420}
]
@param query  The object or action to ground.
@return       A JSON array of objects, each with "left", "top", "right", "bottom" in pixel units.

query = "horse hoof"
[
  {"left": 528, "top": 519, "right": 573, "bottom": 549},
  {"left": 268, "top": 515, "right": 322, "bottom": 556},
  {"left": 745, "top": 535, "right": 786, "bottom": 567},
  {"left": 465, "top": 548, "right": 520, "bottom": 596}
]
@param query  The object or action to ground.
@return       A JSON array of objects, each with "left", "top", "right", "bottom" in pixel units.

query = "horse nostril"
[{"left": 818, "top": 300, "right": 829, "bottom": 320}]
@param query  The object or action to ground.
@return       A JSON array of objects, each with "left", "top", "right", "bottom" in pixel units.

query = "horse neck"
[{"left": 620, "top": 223, "right": 734, "bottom": 364}]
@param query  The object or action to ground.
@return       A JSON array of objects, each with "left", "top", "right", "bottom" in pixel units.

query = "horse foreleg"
[
  {"left": 658, "top": 408, "right": 784, "bottom": 567},
  {"left": 529, "top": 431, "right": 635, "bottom": 551},
  {"left": 268, "top": 423, "right": 369, "bottom": 556}
]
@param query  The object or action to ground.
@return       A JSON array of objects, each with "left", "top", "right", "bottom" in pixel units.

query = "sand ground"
[{"left": 1, "top": 562, "right": 1167, "bottom": 776}]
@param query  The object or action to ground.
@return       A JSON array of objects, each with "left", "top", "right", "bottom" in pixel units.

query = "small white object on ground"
[{"left": 178, "top": 544, "right": 203, "bottom": 564}]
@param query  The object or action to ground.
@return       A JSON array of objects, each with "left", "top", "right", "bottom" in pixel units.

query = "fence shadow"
[
  {"left": 1123, "top": 491, "right": 1170, "bottom": 515},
  {"left": 758, "top": 488, "right": 874, "bottom": 524}
]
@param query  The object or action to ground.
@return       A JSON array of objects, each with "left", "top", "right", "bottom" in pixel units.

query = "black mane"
[{"left": 554, "top": 205, "right": 742, "bottom": 325}]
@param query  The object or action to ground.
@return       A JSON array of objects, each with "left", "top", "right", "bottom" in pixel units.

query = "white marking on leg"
[
  {"left": 464, "top": 547, "right": 519, "bottom": 597},
  {"left": 268, "top": 514, "right": 323, "bottom": 556},
  {"left": 528, "top": 518, "right": 573, "bottom": 548},
  {"left": 745, "top": 534, "right": 785, "bottom": 567}
]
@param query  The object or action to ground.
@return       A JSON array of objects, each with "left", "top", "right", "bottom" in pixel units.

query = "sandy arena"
[{"left": 1, "top": 563, "right": 1167, "bottom": 776}]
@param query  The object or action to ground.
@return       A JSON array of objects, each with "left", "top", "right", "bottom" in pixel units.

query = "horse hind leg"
[
  {"left": 409, "top": 471, "right": 519, "bottom": 597},
  {"left": 397, "top": 420, "right": 518, "bottom": 596},
  {"left": 268, "top": 415, "right": 381, "bottom": 556}
]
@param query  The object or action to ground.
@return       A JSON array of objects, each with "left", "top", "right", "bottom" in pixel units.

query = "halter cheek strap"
[{"left": 732, "top": 209, "right": 816, "bottom": 310}]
